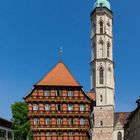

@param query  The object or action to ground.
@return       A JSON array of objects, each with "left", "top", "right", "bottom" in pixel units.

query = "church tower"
[{"left": 90, "top": 0, "right": 115, "bottom": 139}]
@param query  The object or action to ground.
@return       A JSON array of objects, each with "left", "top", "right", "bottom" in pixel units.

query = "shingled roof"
[
  {"left": 114, "top": 112, "right": 130, "bottom": 126},
  {"left": 36, "top": 61, "right": 81, "bottom": 87}
]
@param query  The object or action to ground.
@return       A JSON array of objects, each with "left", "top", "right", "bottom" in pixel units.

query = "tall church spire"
[{"left": 90, "top": 0, "right": 114, "bottom": 140}]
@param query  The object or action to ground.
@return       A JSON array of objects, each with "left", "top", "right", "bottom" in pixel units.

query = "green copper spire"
[{"left": 93, "top": 0, "right": 111, "bottom": 10}]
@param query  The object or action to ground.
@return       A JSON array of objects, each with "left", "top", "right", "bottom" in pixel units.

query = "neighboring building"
[
  {"left": 90, "top": 0, "right": 115, "bottom": 139},
  {"left": 124, "top": 98, "right": 140, "bottom": 140},
  {"left": 114, "top": 112, "right": 130, "bottom": 140},
  {"left": 0, "top": 117, "right": 14, "bottom": 140},
  {"left": 24, "top": 62, "right": 93, "bottom": 140}
]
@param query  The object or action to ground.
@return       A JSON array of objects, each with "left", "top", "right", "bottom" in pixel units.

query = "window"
[
  {"left": 68, "top": 91, "right": 73, "bottom": 97},
  {"left": 57, "top": 131, "right": 62, "bottom": 136},
  {"left": 80, "top": 118, "right": 85, "bottom": 125},
  {"left": 56, "top": 104, "right": 61, "bottom": 111},
  {"left": 99, "top": 39, "right": 104, "bottom": 57},
  {"left": 34, "top": 118, "right": 39, "bottom": 125},
  {"left": 46, "top": 132, "right": 51, "bottom": 136},
  {"left": 100, "top": 95, "right": 103, "bottom": 102},
  {"left": 68, "top": 104, "right": 73, "bottom": 111},
  {"left": 46, "top": 118, "right": 50, "bottom": 125},
  {"left": 101, "top": 121, "right": 103, "bottom": 126},
  {"left": 100, "top": 21, "right": 103, "bottom": 34},
  {"left": 56, "top": 90, "right": 61, "bottom": 97},
  {"left": 69, "top": 132, "right": 74, "bottom": 136},
  {"left": 45, "top": 104, "right": 50, "bottom": 111},
  {"left": 33, "top": 104, "right": 39, "bottom": 111},
  {"left": 118, "top": 132, "right": 122, "bottom": 140},
  {"left": 80, "top": 104, "right": 85, "bottom": 111},
  {"left": 99, "top": 67, "right": 104, "bottom": 84},
  {"left": 57, "top": 118, "right": 62, "bottom": 125},
  {"left": 44, "top": 90, "right": 50, "bottom": 97},
  {"left": 107, "top": 42, "right": 110, "bottom": 57},
  {"left": 0, "top": 129, "right": 6, "bottom": 138},
  {"left": 68, "top": 118, "right": 74, "bottom": 125},
  {"left": 8, "top": 131, "right": 13, "bottom": 139}
]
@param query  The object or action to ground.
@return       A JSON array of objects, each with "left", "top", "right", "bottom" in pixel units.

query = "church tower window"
[
  {"left": 107, "top": 42, "right": 110, "bottom": 57},
  {"left": 100, "top": 95, "right": 103, "bottom": 102},
  {"left": 100, "top": 121, "right": 103, "bottom": 126},
  {"left": 100, "top": 21, "right": 103, "bottom": 34},
  {"left": 117, "top": 132, "right": 122, "bottom": 140},
  {"left": 99, "top": 67, "right": 104, "bottom": 84}
]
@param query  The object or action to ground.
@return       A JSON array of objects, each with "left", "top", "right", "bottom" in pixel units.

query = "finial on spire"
[{"left": 59, "top": 47, "right": 63, "bottom": 61}]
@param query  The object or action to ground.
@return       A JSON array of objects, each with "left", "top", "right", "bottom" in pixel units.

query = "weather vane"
[{"left": 59, "top": 46, "right": 63, "bottom": 61}]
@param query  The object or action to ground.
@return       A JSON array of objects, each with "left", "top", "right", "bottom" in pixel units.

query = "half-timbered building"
[{"left": 24, "top": 61, "right": 93, "bottom": 140}]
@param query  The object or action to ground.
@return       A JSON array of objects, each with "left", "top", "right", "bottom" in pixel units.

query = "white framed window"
[
  {"left": 33, "top": 104, "right": 39, "bottom": 111},
  {"left": 57, "top": 118, "right": 62, "bottom": 125},
  {"left": 69, "top": 132, "right": 74, "bottom": 136},
  {"left": 56, "top": 90, "right": 61, "bottom": 97},
  {"left": 80, "top": 104, "right": 85, "bottom": 111},
  {"left": 46, "top": 118, "right": 50, "bottom": 125},
  {"left": 68, "top": 118, "right": 74, "bottom": 125},
  {"left": 68, "top": 91, "right": 73, "bottom": 97},
  {"left": 45, "top": 104, "right": 50, "bottom": 111},
  {"left": 56, "top": 104, "right": 61, "bottom": 111},
  {"left": 57, "top": 131, "right": 62, "bottom": 136},
  {"left": 34, "top": 118, "right": 39, "bottom": 125},
  {"left": 44, "top": 90, "right": 50, "bottom": 97},
  {"left": 80, "top": 118, "right": 85, "bottom": 125},
  {"left": 68, "top": 104, "right": 73, "bottom": 111},
  {"left": 46, "top": 132, "right": 51, "bottom": 136}
]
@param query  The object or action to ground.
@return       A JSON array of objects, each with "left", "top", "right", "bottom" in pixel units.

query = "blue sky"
[{"left": 0, "top": 0, "right": 140, "bottom": 120}]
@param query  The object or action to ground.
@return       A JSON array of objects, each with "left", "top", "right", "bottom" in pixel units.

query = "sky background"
[{"left": 0, "top": 0, "right": 140, "bottom": 120}]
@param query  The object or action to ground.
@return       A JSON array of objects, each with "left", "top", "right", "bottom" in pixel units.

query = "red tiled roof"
[
  {"left": 114, "top": 112, "right": 130, "bottom": 126},
  {"left": 87, "top": 92, "right": 96, "bottom": 101},
  {"left": 36, "top": 62, "right": 80, "bottom": 87}
]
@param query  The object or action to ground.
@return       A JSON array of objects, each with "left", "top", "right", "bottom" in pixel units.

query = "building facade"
[
  {"left": 0, "top": 117, "right": 14, "bottom": 140},
  {"left": 114, "top": 113, "right": 130, "bottom": 140},
  {"left": 124, "top": 98, "right": 140, "bottom": 140},
  {"left": 90, "top": 0, "right": 115, "bottom": 140},
  {"left": 24, "top": 62, "right": 93, "bottom": 140}
]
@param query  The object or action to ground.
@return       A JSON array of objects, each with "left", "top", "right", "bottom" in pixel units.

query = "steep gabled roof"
[{"left": 36, "top": 61, "right": 81, "bottom": 87}]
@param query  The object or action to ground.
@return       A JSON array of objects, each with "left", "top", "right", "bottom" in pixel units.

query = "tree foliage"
[{"left": 11, "top": 101, "right": 33, "bottom": 140}]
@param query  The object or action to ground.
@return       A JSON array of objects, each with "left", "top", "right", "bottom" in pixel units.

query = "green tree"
[{"left": 11, "top": 101, "right": 33, "bottom": 140}]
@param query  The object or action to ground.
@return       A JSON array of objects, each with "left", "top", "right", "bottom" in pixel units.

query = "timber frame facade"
[{"left": 24, "top": 62, "right": 93, "bottom": 140}]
